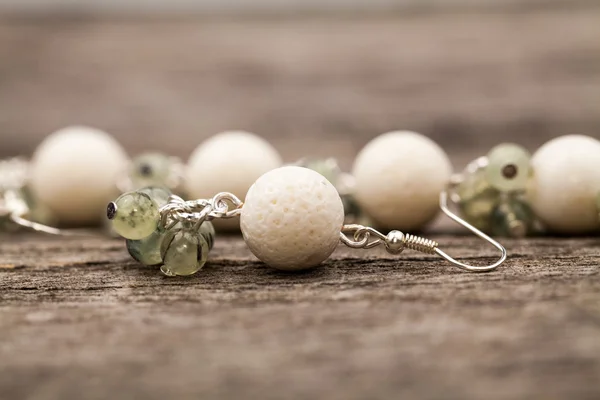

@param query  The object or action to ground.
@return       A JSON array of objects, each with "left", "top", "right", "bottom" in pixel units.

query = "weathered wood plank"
[{"left": 0, "top": 233, "right": 599, "bottom": 399}]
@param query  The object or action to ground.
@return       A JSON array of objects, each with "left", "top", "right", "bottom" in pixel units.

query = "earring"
[
  {"left": 2, "top": 127, "right": 283, "bottom": 236},
  {"left": 107, "top": 188, "right": 229, "bottom": 276},
  {"left": 449, "top": 143, "right": 535, "bottom": 237},
  {"left": 449, "top": 134, "right": 600, "bottom": 237},
  {"left": 108, "top": 166, "right": 506, "bottom": 276}
]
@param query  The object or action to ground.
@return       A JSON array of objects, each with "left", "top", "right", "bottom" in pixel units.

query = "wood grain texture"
[{"left": 0, "top": 233, "right": 599, "bottom": 400}]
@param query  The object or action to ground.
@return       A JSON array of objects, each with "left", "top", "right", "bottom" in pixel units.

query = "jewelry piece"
[
  {"left": 351, "top": 130, "right": 452, "bottom": 231},
  {"left": 2, "top": 128, "right": 276, "bottom": 234},
  {"left": 108, "top": 166, "right": 506, "bottom": 276},
  {"left": 449, "top": 143, "right": 536, "bottom": 237},
  {"left": 1, "top": 126, "right": 181, "bottom": 234},
  {"left": 107, "top": 188, "right": 234, "bottom": 276},
  {"left": 449, "top": 135, "right": 600, "bottom": 236}
]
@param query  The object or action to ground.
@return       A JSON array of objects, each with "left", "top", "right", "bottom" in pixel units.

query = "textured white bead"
[
  {"left": 352, "top": 131, "right": 452, "bottom": 231},
  {"left": 240, "top": 166, "right": 344, "bottom": 271},
  {"left": 186, "top": 130, "right": 282, "bottom": 200},
  {"left": 529, "top": 135, "right": 600, "bottom": 233},
  {"left": 29, "top": 126, "right": 128, "bottom": 225},
  {"left": 186, "top": 131, "right": 282, "bottom": 231}
]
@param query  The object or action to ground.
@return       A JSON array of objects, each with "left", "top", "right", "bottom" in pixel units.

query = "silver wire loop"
[
  {"left": 159, "top": 192, "right": 243, "bottom": 231},
  {"left": 340, "top": 190, "right": 507, "bottom": 272}
]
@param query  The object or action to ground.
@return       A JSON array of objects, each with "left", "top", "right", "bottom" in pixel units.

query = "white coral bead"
[
  {"left": 529, "top": 134, "right": 600, "bottom": 234},
  {"left": 352, "top": 131, "right": 452, "bottom": 231},
  {"left": 186, "top": 130, "right": 282, "bottom": 201},
  {"left": 29, "top": 126, "right": 128, "bottom": 225},
  {"left": 240, "top": 166, "right": 344, "bottom": 271}
]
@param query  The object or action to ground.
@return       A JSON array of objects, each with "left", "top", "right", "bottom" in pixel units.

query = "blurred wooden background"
[{"left": 0, "top": 1, "right": 598, "bottom": 169}]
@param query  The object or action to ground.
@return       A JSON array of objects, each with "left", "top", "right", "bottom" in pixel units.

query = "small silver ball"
[{"left": 385, "top": 230, "right": 405, "bottom": 254}]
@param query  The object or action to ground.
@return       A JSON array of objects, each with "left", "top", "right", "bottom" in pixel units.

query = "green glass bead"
[
  {"left": 160, "top": 230, "right": 209, "bottom": 277},
  {"left": 137, "top": 186, "right": 172, "bottom": 208},
  {"left": 107, "top": 191, "right": 159, "bottom": 240},
  {"left": 457, "top": 168, "right": 500, "bottom": 231},
  {"left": 485, "top": 143, "right": 531, "bottom": 192},
  {"left": 341, "top": 194, "right": 362, "bottom": 219},
  {"left": 491, "top": 198, "right": 535, "bottom": 237},
  {"left": 199, "top": 221, "right": 216, "bottom": 250},
  {"left": 303, "top": 158, "right": 341, "bottom": 186},
  {"left": 126, "top": 226, "right": 176, "bottom": 266},
  {"left": 129, "top": 152, "right": 173, "bottom": 189}
]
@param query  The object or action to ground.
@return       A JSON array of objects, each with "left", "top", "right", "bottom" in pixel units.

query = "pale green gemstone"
[
  {"left": 457, "top": 168, "right": 500, "bottom": 231},
  {"left": 126, "top": 226, "right": 176, "bottom": 266},
  {"left": 341, "top": 194, "right": 361, "bottom": 219},
  {"left": 303, "top": 159, "right": 341, "bottom": 186},
  {"left": 491, "top": 197, "right": 535, "bottom": 237},
  {"left": 160, "top": 230, "right": 209, "bottom": 277},
  {"left": 108, "top": 191, "right": 159, "bottom": 240},
  {"left": 199, "top": 221, "right": 216, "bottom": 250},
  {"left": 485, "top": 143, "right": 531, "bottom": 192},
  {"left": 130, "top": 152, "right": 173, "bottom": 189},
  {"left": 457, "top": 168, "right": 494, "bottom": 202},
  {"left": 137, "top": 186, "right": 172, "bottom": 208}
]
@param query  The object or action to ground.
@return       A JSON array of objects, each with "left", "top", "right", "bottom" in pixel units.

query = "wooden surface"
[
  {"left": 0, "top": 233, "right": 599, "bottom": 399},
  {"left": 1, "top": 5, "right": 600, "bottom": 400}
]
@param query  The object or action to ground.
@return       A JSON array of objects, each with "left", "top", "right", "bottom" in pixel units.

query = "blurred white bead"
[
  {"left": 186, "top": 130, "right": 282, "bottom": 231},
  {"left": 352, "top": 131, "right": 452, "bottom": 231},
  {"left": 240, "top": 166, "right": 344, "bottom": 271},
  {"left": 529, "top": 134, "right": 600, "bottom": 234},
  {"left": 29, "top": 126, "right": 128, "bottom": 225}
]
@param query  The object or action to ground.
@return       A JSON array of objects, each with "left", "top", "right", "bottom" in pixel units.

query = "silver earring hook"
[
  {"left": 340, "top": 189, "right": 507, "bottom": 272},
  {"left": 2, "top": 190, "right": 97, "bottom": 237},
  {"left": 0, "top": 161, "right": 98, "bottom": 237},
  {"left": 436, "top": 189, "right": 507, "bottom": 272}
]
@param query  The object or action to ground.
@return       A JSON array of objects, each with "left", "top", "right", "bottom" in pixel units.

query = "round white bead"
[
  {"left": 186, "top": 131, "right": 282, "bottom": 231},
  {"left": 29, "top": 126, "right": 128, "bottom": 225},
  {"left": 352, "top": 131, "right": 452, "bottom": 231},
  {"left": 529, "top": 134, "right": 600, "bottom": 234},
  {"left": 240, "top": 166, "right": 344, "bottom": 271},
  {"left": 186, "top": 130, "right": 282, "bottom": 200}
]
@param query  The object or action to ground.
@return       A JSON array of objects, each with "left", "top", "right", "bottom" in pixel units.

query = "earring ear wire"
[
  {"left": 1, "top": 157, "right": 97, "bottom": 237},
  {"left": 340, "top": 188, "right": 507, "bottom": 272},
  {"left": 437, "top": 189, "right": 507, "bottom": 272}
]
